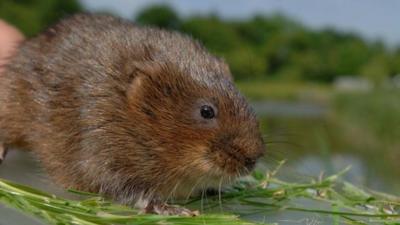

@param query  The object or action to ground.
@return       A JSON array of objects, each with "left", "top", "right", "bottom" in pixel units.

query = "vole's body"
[{"left": 0, "top": 14, "right": 264, "bottom": 215}]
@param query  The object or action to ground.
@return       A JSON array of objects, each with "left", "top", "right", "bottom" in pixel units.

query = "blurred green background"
[{"left": 0, "top": 0, "right": 399, "bottom": 224}]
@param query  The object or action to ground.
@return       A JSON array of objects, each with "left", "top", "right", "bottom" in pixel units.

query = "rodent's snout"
[
  {"left": 209, "top": 133, "right": 265, "bottom": 176},
  {"left": 244, "top": 157, "right": 257, "bottom": 171},
  {"left": 244, "top": 142, "right": 266, "bottom": 171}
]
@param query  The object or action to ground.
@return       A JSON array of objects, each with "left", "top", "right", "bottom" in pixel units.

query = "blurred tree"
[
  {"left": 389, "top": 49, "right": 400, "bottom": 76},
  {"left": 360, "top": 53, "right": 391, "bottom": 85},
  {"left": 135, "top": 5, "right": 180, "bottom": 29},
  {"left": 261, "top": 32, "right": 292, "bottom": 75},
  {"left": 225, "top": 47, "right": 267, "bottom": 80},
  {"left": 0, "top": 0, "right": 82, "bottom": 37},
  {"left": 290, "top": 51, "right": 326, "bottom": 81},
  {"left": 334, "top": 39, "right": 371, "bottom": 76},
  {"left": 180, "top": 16, "right": 241, "bottom": 54},
  {"left": 233, "top": 14, "right": 299, "bottom": 46},
  {"left": 275, "top": 65, "right": 303, "bottom": 81}
]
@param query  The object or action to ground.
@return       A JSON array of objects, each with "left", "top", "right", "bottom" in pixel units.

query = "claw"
[{"left": 143, "top": 202, "right": 199, "bottom": 216}]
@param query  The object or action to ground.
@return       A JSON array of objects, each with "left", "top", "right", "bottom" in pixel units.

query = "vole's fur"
[{"left": 0, "top": 14, "right": 264, "bottom": 215}]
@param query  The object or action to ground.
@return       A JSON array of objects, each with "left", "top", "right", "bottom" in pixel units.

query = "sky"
[{"left": 80, "top": 0, "right": 400, "bottom": 47}]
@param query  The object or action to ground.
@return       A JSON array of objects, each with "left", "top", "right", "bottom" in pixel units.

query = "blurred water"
[
  {"left": 0, "top": 151, "right": 72, "bottom": 225},
  {"left": 0, "top": 151, "right": 47, "bottom": 225}
]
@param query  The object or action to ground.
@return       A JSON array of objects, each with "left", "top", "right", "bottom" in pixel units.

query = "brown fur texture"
[{"left": 0, "top": 14, "right": 264, "bottom": 207}]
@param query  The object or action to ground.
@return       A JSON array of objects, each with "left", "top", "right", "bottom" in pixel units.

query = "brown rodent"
[{"left": 0, "top": 14, "right": 265, "bottom": 215}]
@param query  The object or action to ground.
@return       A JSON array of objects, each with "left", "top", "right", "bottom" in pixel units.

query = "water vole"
[{"left": 0, "top": 14, "right": 265, "bottom": 215}]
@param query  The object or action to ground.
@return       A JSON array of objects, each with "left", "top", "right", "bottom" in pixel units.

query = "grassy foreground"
[{"left": 0, "top": 163, "right": 399, "bottom": 225}]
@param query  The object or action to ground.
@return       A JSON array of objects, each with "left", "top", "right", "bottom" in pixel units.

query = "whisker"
[
  {"left": 200, "top": 183, "right": 206, "bottom": 213},
  {"left": 218, "top": 177, "right": 223, "bottom": 212},
  {"left": 164, "top": 178, "right": 182, "bottom": 205},
  {"left": 183, "top": 159, "right": 214, "bottom": 202},
  {"left": 184, "top": 173, "right": 206, "bottom": 203}
]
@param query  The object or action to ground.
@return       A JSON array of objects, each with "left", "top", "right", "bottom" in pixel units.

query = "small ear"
[
  {"left": 125, "top": 60, "right": 166, "bottom": 81},
  {"left": 120, "top": 43, "right": 158, "bottom": 81},
  {"left": 126, "top": 61, "right": 166, "bottom": 102},
  {"left": 134, "top": 61, "right": 166, "bottom": 78},
  {"left": 127, "top": 70, "right": 145, "bottom": 102}
]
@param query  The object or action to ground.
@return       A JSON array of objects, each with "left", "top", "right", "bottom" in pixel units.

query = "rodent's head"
[{"left": 125, "top": 59, "right": 265, "bottom": 195}]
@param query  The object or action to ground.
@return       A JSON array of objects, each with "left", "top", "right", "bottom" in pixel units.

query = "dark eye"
[{"left": 200, "top": 105, "right": 215, "bottom": 119}]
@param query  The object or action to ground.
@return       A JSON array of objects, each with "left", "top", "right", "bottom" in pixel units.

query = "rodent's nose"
[
  {"left": 245, "top": 145, "right": 265, "bottom": 171},
  {"left": 244, "top": 157, "right": 257, "bottom": 171}
]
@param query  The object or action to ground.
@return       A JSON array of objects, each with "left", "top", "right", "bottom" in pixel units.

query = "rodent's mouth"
[
  {"left": 225, "top": 150, "right": 257, "bottom": 172},
  {"left": 209, "top": 149, "right": 260, "bottom": 178},
  {"left": 208, "top": 134, "right": 265, "bottom": 177}
]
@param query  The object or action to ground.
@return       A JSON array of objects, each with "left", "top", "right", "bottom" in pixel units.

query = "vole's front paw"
[
  {"left": 143, "top": 202, "right": 199, "bottom": 216},
  {"left": 0, "top": 144, "right": 7, "bottom": 164}
]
